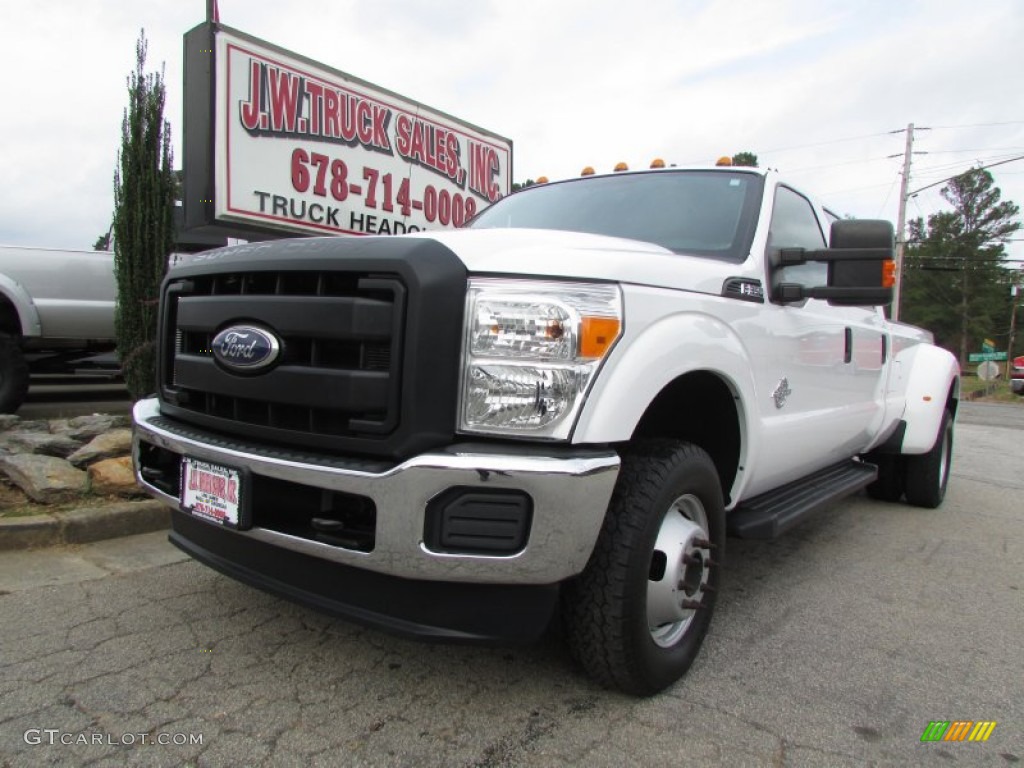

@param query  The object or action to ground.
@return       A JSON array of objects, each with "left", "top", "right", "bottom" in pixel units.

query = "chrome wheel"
[
  {"left": 647, "top": 494, "right": 711, "bottom": 648},
  {"left": 563, "top": 440, "right": 725, "bottom": 695}
]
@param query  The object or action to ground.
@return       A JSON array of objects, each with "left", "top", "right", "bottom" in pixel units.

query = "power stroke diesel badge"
[{"left": 211, "top": 325, "right": 281, "bottom": 372}]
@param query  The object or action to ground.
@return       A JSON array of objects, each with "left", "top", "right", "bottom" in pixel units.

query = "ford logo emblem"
[{"left": 211, "top": 325, "right": 281, "bottom": 372}]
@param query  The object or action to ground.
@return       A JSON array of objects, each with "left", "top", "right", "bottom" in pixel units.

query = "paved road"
[
  {"left": 1, "top": 425, "right": 1021, "bottom": 766},
  {"left": 957, "top": 400, "right": 1024, "bottom": 430}
]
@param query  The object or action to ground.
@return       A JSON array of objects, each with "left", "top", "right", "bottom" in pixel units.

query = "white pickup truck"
[
  {"left": 132, "top": 165, "right": 959, "bottom": 694},
  {"left": 0, "top": 245, "right": 119, "bottom": 412}
]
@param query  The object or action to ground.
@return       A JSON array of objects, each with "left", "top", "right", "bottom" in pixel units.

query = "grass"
[{"left": 961, "top": 376, "right": 1021, "bottom": 403}]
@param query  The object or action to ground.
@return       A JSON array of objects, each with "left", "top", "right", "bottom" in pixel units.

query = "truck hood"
[{"left": 418, "top": 228, "right": 744, "bottom": 296}]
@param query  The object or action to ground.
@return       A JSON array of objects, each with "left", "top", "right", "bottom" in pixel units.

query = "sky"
[{"left": 1, "top": 0, "right": 1022, "bottom": 264}]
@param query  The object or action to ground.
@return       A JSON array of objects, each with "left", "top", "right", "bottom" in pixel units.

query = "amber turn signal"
[{"left": 580, "top": 317, "right": 621, "bottom": 359}]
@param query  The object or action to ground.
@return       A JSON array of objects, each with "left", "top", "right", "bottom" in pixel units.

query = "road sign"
[
  {"left": 982, "top": 339, "right": 995, "bottom": 353},
  {"left": 968, "top": 351, "right": 1007, "bottom": 362},
  {"left": 977, "top": 361, "right": 1000, "bottom": 381}
]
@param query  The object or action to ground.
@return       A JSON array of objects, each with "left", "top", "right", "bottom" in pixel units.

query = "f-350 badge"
[{"left": 772, "top": 378, "right": 792, "bottom": 409}]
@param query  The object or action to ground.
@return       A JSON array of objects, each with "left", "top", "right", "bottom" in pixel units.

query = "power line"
[
  {"left": 913, "top": 151, "right": 1024, "bottom": 174},
  {"left": 928, "top": 120, "right": 1024, "bottom": 130},
  {"left": 760, "top": 130, "right": 895, "bottom": 155},
  {"left": 783, "top": 155, "right": 895, "bottom": 174},
  {"left": 908, "top": 154, "right": 1024, "bottom": 196},
  {"left": 925, "top": 146, "right": 1024, "bottom": 154},
  {"left": 756, "top": 121, "right": 1021, "bottom": 163}
]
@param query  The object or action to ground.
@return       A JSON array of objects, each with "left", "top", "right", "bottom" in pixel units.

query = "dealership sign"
[{"left": 183, "top": 23, "right": 512, "bottom": 239}]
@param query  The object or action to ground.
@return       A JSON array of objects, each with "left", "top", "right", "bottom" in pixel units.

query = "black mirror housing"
[
  {"left": 770, "top": 219, "right": 895, "bottom": 306},
  {"left": 826, "top": 220, "right": 895, "bottom": 306}
]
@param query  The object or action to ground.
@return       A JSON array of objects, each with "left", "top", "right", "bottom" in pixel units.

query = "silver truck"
[{"left": 0, "top": 245, "right": 118, "bottom": 412}]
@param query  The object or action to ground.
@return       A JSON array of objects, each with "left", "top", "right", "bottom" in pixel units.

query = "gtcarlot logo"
[
  {"left": 920, "top": 721, "right": 997, "bottom": 743},
  {"left": 24, "top": 729, "right": 203, "bottom": 746}
]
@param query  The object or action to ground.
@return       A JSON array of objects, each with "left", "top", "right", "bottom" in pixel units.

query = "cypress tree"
[{"left": 112, "top": 31, "right": 175, "bottom": 401}]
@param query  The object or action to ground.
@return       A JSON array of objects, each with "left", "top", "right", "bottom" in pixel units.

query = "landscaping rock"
[
  {"left": 63, "top": 413, "right": 131, "bottom": 441},
  {"left": 88, "top": 456, "right": 143, "bottom": 498},
  {"left": 0, "top": 413, "right": 169, "bottom": 549},
  {"left": 8, "top": 419, "right": 50, "bottom": 433},
  {"left": 0, "top": 454, "right": 88, "bottom": 504},
  {"left": 68, "top": 429, "right": 133, "bottom": 467},
  {"left": 0, "top": 431, "right": 82, "bottom": 458}
]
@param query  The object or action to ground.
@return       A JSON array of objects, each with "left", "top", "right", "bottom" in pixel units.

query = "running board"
[{"left": 727, "top": 460, "right": 878, "bottom": 539}]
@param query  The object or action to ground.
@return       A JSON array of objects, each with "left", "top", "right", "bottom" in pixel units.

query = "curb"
[{"left": 0, "top": 500, "right": 170, "bottom": 551}]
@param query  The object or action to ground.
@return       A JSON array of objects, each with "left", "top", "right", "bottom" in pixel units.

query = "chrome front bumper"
[{"left": 132, "top": 398, "right": 620, "bottom": 585}]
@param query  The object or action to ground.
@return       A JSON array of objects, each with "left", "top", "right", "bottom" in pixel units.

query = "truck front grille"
[
  {"left": 161, "top": 270, "right": 404, "bottom": 451},
  {"left": 155, "top": 237, "right": 467, "bottom": 460}
]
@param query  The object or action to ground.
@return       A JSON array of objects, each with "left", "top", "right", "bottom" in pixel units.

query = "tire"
[
  {"left": 0, "top": 333, "right": 29, "bottom": 414},
  {"left": 865, "top": 453, "right": 904, "bottom": 502},
  {"left": 904, "top": 409, "right": 953, "bottom": 509},
  {"left": 563, "top": 440, "right": 725, "bottom": 696}
]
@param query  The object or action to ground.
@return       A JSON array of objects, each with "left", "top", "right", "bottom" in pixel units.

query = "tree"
[
  {"left": 93, "top": 231, "right": 111, "bottom": 251},
  {"left": 731, "top": 151, "right": 758, "bottom": 168},
  {"left": 112, "top": 31, "right": 175, "bottom": 401},
  {"left": 901, "top": 168, "right": 1020, "bottom": 367}
]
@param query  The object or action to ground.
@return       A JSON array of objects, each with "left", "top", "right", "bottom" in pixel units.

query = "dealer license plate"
[{"left": 180, "top": 457, "right": 244, "bottom": 528}]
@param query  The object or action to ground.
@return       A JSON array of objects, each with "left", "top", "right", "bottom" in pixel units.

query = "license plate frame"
[{"left": 179, "top": 456, "right": 250, "bottom": 530}]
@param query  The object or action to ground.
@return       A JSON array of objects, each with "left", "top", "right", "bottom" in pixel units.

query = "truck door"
[{"left": 745, "top": 185, "right": 876, "bottom": 493}]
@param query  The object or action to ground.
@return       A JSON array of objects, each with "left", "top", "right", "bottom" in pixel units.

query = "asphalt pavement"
[{"left": 0, "top": 409, "right": 1021, "bottom": 766}]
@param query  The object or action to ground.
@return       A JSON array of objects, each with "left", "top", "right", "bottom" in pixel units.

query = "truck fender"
[
  {"left": 0, "top": 273, "right": 42, "bottom": 337},
  {"left": 894, "top": 343, "right": 959, "bottom": 454},
  {"left": 573, "top": 310, "right": 756, "bottom": 485}
]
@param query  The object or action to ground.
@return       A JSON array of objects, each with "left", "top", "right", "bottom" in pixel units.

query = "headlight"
[{"left": 458, "top": 279, "right": 622, "bottom": 438}]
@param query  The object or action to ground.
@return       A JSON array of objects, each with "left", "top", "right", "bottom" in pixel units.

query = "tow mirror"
[{"left": 771, "top": 220, "right": 895, "bottom": 306}]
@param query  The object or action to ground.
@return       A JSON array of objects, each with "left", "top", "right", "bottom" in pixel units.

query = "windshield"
[{"left": 469, "top": 170, "right": 764, "bottom": 262}]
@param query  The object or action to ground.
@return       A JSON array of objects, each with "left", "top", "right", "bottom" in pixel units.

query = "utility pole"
[
  {"left": 1009, "top": 280, "right": 1020, "bottom": 381},
  {"left": 892, "top": 123, "right": 915, "bottom": 322}
]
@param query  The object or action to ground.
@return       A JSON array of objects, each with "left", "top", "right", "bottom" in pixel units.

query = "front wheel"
[{"left": 563, "top": 440, "right": 725, "bottom": 696}]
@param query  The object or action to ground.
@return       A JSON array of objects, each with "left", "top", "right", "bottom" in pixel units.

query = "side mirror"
[{"left": 771, "top": 219, "right": 895, "bottom": 306}]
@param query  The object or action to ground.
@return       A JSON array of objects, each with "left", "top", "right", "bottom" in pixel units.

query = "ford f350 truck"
[
  {"left": 132, "top": 165, "right": 959, "bottom": 695},
  {"left": 0, "top": 245, "right": 119, "bottom": 412}
]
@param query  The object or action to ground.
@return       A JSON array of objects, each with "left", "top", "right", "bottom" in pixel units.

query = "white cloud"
[{"left": 0, "top": 0, "right": 1020, "bottom": 264}]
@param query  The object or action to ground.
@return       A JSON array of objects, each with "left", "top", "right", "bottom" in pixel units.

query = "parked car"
[
  {"left": 0, "top": 245, "right": 118, "bottom": 412},
  {"left": 1012, "top": 355, "right": 1024, "bottom": 395}
]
